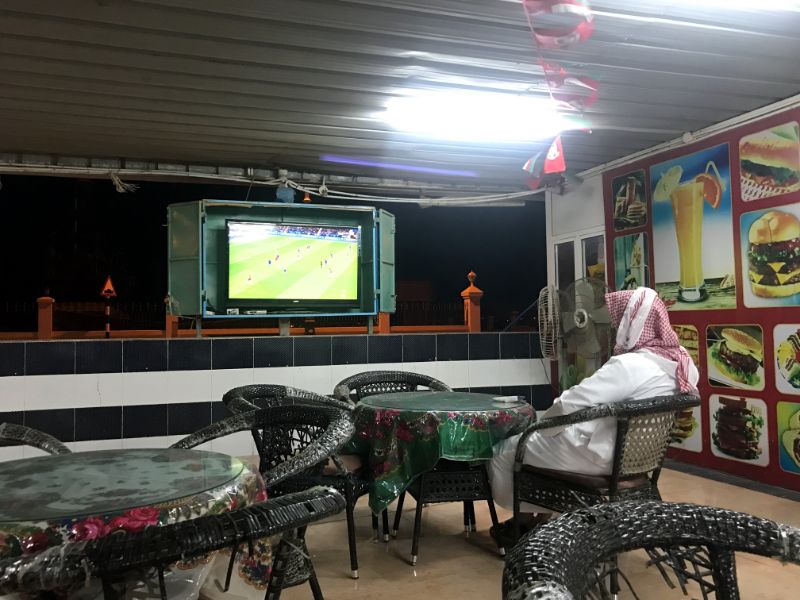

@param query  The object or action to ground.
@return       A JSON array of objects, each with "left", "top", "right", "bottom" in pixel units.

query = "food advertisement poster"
[
  {"left": 777, "top": 401, "right": 800, "bottom": 475},
  {"left": 613, "top": 233, "right": 648, "bottom": 290},
  {"left": 774, "top": 325, "right": 800, "bottom": 395},
  {"left": 740, "top": 121, "right": 800, "bottom": 202},
  {"left": 672, "top": 324, "right": 700, "bottom": 368},
  {"left": 705, "top": 325, "right": 764, "bottom": 391},
  {"left": 739, "top": 203, "right": 800, "bottom": 308},
  {"left": 650, "top": 143, "right": 736, "bottom": 311},
  {"left": 611, "top": 170, "right": 647, "bottom": 231},
  {"left": 670, "top": 405, "right": 702, "bottom": 453},
  {"left": 709, "top": 395, "right": 768, "bottom": 467}
]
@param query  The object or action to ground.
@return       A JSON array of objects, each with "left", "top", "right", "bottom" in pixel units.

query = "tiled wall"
[{"left": 0, "top": 332, "right": 552, "bottom": 459}]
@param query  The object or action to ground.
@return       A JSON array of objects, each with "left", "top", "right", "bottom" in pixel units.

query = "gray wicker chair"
[
  {"left": 172, "top": 405, "right": 353, "bottom": 599},
  {"left": 222, "top": 384, "right": 387, "bottom": 579},
  {"left": 0, "top": 486, "right": 346, "bottom": 600},
  {"left": 502, "top": 500, "right": 800, "bottom": 600},
  {"left": 0, "top": 422, "right": 71, "bottom": 455},
  {"left": 334, "top": 370, "right": 502, "bottom": 565}
]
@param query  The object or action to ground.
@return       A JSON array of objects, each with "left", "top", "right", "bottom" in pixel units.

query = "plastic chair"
[{"left": 502, "top": 500, "right": 800, "bottom": 600}]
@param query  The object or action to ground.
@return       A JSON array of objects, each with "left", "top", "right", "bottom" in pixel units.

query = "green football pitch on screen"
[{"left": 228, "top": 225, "right": 359, "bottom": 300}]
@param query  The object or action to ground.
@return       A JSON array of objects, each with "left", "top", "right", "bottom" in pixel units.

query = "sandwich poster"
[
  {"left": 774, "top": 324, "right": 800, "bottom": 395},
  {"left": 705, "top": 325, "right": 764, "bottom": 391},
  {"left": 650, "top": 143, "right": 736, "bottom": 311},
  {"left": 740, "top": 203, "right": 800, "bottom": 307},
  {"left": 710, "top": 395, "right": 769, "bottom": 467},
  {"left": 669, "top": 405, "right": 702, "bottom": 453},
  {"left": 739, "top": 121, "right": 800, "bottom": 202},
  {"left": 777, "top": 401, "right": 800, "bottom": 475},
  {"left": 613, "top": 233, "right": 648, "bottom": 290},
  {"left": 611, "top": 170, "right": 647, "bottom": 231}
]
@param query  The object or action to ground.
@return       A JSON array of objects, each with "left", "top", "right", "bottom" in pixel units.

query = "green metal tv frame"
[{"left": 167, "top": 200, "right": 395, "bottom": 326}]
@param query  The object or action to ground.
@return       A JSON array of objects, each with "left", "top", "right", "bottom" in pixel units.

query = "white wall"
[{"left": 549, "top": 174, "right": 604, "bottom": 238}]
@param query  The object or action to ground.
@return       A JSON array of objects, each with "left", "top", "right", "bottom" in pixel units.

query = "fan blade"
[
  {"left": 561, "top": 313, "right": 578, "bottom": 333},
  {"left": 590, "top": 306, "right": 611, "bottom": 324},
  {"left": 577, "top": 331, "right": 602, "bottom": 356}
]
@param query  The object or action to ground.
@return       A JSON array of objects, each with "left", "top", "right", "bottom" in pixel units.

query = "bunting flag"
[
  {"left": 522, "top": 0, "right": 594, "bottom": 50},
  {"left": 523, "top": 136, "right": 567, "bottom": 191},
  {"left": 540, "top": 60, "right": 599, "bottom": 112}
]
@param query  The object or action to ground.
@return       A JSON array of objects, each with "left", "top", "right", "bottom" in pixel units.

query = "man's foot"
[{"left": 489, "top": 514, "right": 552, "bottom": 546}]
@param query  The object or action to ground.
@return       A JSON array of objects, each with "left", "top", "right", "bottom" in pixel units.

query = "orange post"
[
  {"left": 36, "top": 296, "right": 55, "bottom": 340},
  {"left": 165, "top": 315, "right": 179, "bottom": 338},
  {"left": 377, "top": 312, "right": 391, "bottom": 334},
  {"left": 460, "top": 271, "right": 483, "bottom": 333}
]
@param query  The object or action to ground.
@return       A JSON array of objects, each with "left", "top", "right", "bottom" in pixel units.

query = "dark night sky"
[{"left": 0, "top": 175, "right": 546, "bottom": 324}]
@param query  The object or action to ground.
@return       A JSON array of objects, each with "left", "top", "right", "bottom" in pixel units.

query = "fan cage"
[{"left": 537, "top": 286, "right": 560, "bottom": 359}]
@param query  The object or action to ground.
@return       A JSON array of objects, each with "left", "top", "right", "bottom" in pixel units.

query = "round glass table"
[
  {"left": 0, "top": 448, "right": 268, "bottom": 598},
  {"left": 352, "top": 391, "right": 534, "bottom": 512}
]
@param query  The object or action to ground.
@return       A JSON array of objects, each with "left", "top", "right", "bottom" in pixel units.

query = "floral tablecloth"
[
  {"left": 352, "top": 392, "right": 534, "bottom": 512},
  {"left": 0, "top": 448, "right": 270, "bottom": 597}
]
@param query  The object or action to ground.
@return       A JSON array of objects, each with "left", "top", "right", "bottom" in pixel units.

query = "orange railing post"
[
  {"left": 377, "top": 312, "right": 391, "bottom": 334},
  {"left": 165, "top": 315, "right": 179, "bottom": 338},
  {"left": 460, "top": 271, "right": 483, "bottom": 333},
  {"left": 36, "top": 296, "right": 55, "bottom": 340}
]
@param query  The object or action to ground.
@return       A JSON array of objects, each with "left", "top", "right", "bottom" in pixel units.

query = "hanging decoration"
[
  {"left": 523, "top": 135, "right": 567, "bottom": 191},
  {"left": 540, "top": 60, "right": 599, "bottom": 113},
  {"left": 522, "top": 0, "right": 595, "bottom": 50}
]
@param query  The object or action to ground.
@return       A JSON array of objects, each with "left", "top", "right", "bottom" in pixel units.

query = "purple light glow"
[{"left": 320, "top": 154, "right": 478, "bottom": 178}]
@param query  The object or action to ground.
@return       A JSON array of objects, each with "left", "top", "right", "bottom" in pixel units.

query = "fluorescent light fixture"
[
  {"left": 381, "top": 90, "right": 583, "bottom": 143},
  {"left": 320, "top": 155, "right": 478, "bottom": 177},
  {"left": 667, "top": 0, "right": 799, "bottom": 8}
]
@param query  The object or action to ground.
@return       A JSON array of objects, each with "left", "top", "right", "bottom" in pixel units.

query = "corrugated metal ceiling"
[{"left": 0, "top": 0, "right": 798, "bottom": 190}]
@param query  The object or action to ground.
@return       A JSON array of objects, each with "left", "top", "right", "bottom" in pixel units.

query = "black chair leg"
[
  {"left": 371, "top": 512, "right": 379, "bottom": 542},
  {"left": 486, "top": 497, "right": 504, "bottom": 555},
  {"left": 467, "top": 501, "right": 477, "bottom": 532},
  {"left": 345, "top": 496, "right": 359, "bottom": 578},
  {"left": 411, "top": 481, "right": 425, "bottom": 566},
  {"left": 609, "top": 556, "right": 620, "bottom": 599},
  {"left": 381, "top": 508, "right": 390, "bottom": 542},
  {"left": 392, "top": 492, "right": 406, "bottom": 537},
  {"left": 463, "top": 502, "right": 471, "bottom": 534},
  {"left": 265, "top": 539, "right": 290, "bottom": 600}
]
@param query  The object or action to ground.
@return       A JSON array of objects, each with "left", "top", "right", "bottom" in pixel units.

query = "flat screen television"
[{"left": 226, "top": 220, "right": 362, "bottom": 310}]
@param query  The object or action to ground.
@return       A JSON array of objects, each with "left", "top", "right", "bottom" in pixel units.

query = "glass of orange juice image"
[{"left": 655, "top": 162, "right": 724, "bottom": 302}]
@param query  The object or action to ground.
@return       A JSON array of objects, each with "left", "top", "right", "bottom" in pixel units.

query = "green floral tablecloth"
[
  {"left": 352, "top": 391, "right": 534, "bottom": 513},
  {"left": 0, "top": 448, "right": 271, "bottom": 593}
]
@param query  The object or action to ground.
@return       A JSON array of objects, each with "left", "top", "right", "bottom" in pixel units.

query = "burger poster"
[
  {"left": 669, "top": 405, "right": 702, "bottom": 453},
  {"left": 650, "top": 143, "right": 736, "bottom": 311},
  {"left": 672, "top": 324, "right": 699, "bottom": 368},
  {"left": 739, "top": 203, "right": 800, "bottom": 307},
  {"left": 611, "top": 170, "right": 647, "bottom": 231},
  {"left": 709, "top": 395, "right": 768, "bottom": 467},
  {"left": 777, "top": 401, "right": 800, "bottom": 475},
  {"left": 705, "top": 325, "right": 764, "bottom": 391},
  {"left": 613, "top": 233, "right": 648, "bottom": 290},
  {"left": 774, "top": 325, "right": 800, "bottom": 395},
  {"left": 739, "top": 121, "right": 800, "bottom": 202}
]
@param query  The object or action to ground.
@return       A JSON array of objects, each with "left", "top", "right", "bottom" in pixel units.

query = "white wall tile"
[
  {"left": 0, "top": 446, "right": 24, "bottom": 462},
  {"left": 122, "top": 435, "right": 183, "bottom": 449},
  {"left": 0, "top": 376, "right": 26, "bottom": 413},
  {"left": 122, "top": 372, "right": 170, "bottom": 406},
  {"left": 211, "top": 368, "right": 254, "bottom": 401},
  {"left": 291, "top": 365, "right": 333, "bottom": 395},
  {"left": 166, "top": 370, "right": 212, "bottom": 405},
  {"left": 96, "top": 373, "right": 126, "bottom": 407},
  {"left": 399, "top": 361, "right": 439, "bottom": 379},
  {"left": 251, "top": 367, "right": 293, "bottom": 387},
  {"left": 72, "top": 438, "right": 124, "bottom": 453},
  {"left": 468, "top": 360, "right": 503, "bottom": 388},
  {"left": 435, "top": 361, "right": 469, "bottom": 389},
  {"left": 330, "top": 364, "right": 370, "bottom": 387},
  {"left": 211, "top": 431, "right": 257, "bottom": 460},
  {"left": 26, "top": 374, "right": 102, "bottom": 411},
  {"left": 497, "top": 359, "right": 549, "bottom": 386}
]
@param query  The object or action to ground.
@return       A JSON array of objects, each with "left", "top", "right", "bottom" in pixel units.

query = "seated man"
[{"left": 488, "top": 287, "right": 699, "bottom": 532}]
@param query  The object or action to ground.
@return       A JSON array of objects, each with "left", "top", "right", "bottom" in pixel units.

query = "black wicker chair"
[
  {"left": 0, "top": 486, "right": 346, "bottom": 600},
  {"left": 502, "top": 500, "right": 800, "bottom": 600},
  {"left": 222, "top": 384, "right": 387, "bottom": 579},
  {"left": 0, "top": 422, "right": 71, "bottom": 455},
  {"left": 334, "top": 370, "right": 502, "bottom": 565},
  {"left": 171, "top": 405, "right": 353, "bottom": 599}
]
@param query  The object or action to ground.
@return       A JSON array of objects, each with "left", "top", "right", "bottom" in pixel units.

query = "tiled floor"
[{"left": 263, "top": 468, "right": 800, "bottom": 600}]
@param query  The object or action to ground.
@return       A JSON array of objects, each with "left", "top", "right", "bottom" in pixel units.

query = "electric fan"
[{"left": 537, "top": 277, "right": 614, "bottom": 360}]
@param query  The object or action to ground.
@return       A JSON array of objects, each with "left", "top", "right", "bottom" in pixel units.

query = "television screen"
[{"left": 227, "top": 221, "right": 361, "bottom": 302}]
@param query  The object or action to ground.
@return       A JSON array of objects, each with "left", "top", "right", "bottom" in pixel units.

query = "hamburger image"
[
  {"left": 781, "top": 410, "right": 800, "bottom": 469},
  {"left": 670, "top": 408, "right": 698, "bottom": 445},
  {"left": 747, "top": 210, "right": 800, "bottom": 298},
  {"left": 672, "top": 325, "right": 699, "bottom": 367},
  {"left": 708, "top": 328, "right": 762, "bottom": 387},
  {"left": 712, "top": 397, "right": 764, "bottom": 460},
  {"left": 740, "top": 123, "right": 800, "bottom": 201},
  {"left": 776, "top": 329, "right": 800, "bottom": 389}
]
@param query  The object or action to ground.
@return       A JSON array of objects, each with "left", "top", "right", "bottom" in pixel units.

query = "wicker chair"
[
  {"left": 0, "top": 422, "right": 71, "bottom": 455},
  {"left": 0, "top": 486, "right": 346, "bottom": 600},
  {"left": 222, "top": 384, "right": 387, "bottom": 579},
  {"left": 333, "top": 370, "right": 501, "bottom": 565},
  {"left": 502, "top": 500, "right": 800, "bottom": 600},
  {"left": 172, "top": 405, "right": 353, "bottom": 599}
]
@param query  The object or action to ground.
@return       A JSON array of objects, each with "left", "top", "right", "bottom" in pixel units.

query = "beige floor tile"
[{"left": 239, "top": 469, "right": 800, "bottom": 599}]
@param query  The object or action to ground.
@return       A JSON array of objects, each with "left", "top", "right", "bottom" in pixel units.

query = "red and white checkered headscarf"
[{"left": 605, "top": 287, "right": 697, "bottom": 393}]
